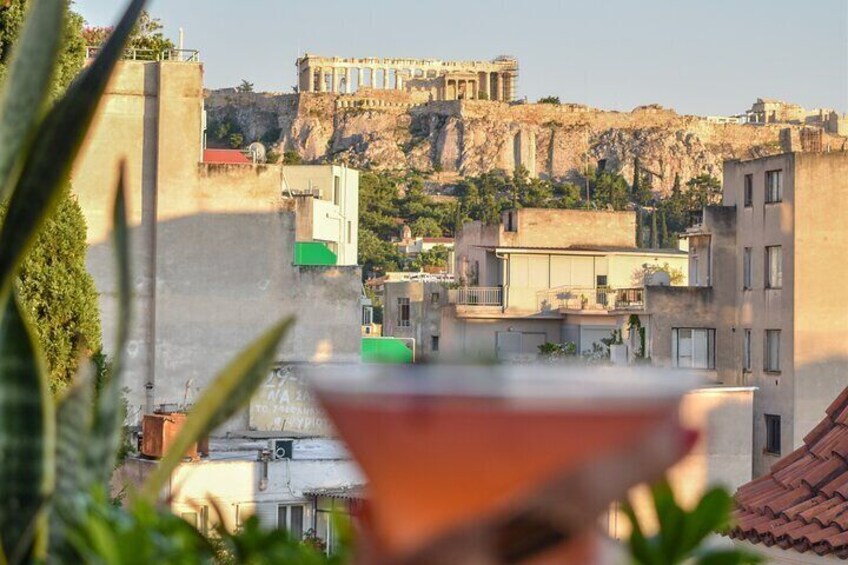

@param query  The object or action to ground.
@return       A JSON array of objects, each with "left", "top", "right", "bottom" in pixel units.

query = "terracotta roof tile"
[{"left": 730, "top": 385, "right": 848, "bottom": 560}]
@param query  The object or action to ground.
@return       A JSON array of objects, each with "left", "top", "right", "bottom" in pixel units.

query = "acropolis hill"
[{"left": 206, "top": 54, "right": 847, "bottom": 194}]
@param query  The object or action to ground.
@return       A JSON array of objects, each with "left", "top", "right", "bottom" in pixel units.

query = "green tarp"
[
  {"left": 361, "top": 338, "right": 414, "bottom": 364},
  {"left": 294, "top": 242, "right": 337, "bottom": 266}
]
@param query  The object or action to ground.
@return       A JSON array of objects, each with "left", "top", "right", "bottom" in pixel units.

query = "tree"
[
  {"left": 410, "top": 216, "right": 443, "bottom": 238},
  {"left": 538, "top": 96, "right": 560, "bottom": 105},
  {"left": 282, "top": 150, "right": 302, "bottom": 165},
  {"left": 13, "top": 186, "right": 102, "bottom": 392},
  {"left": 358, "top": 229, "right": 403, "bottom": 278},
  {"left": 82, "top": 10, "right": 174, "bottom": 61},
  {"left": 686, "top": 173, "right": 722, "bottom": 209},
  {"left": 0, "top": 0, "right": 101, "bottom": 392},
  {"left": 412, "top": 245, "right": 449, "bottom": 271},
  {"left": 592, "top": 170, "right": 629, "bottom": 210},
  {"left": 1, "top": 0, "right": 85, "bottom": 93},
  {"left": 236, "top": 79, "right": 254, "bottom": 93},
  {"left": 631, "top": 157, "right": 653, "bottom": 206}
]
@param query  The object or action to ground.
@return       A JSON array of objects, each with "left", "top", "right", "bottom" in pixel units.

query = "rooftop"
[
  {"left": 203, "top": 148, "right": 252, "bottom": 165},
  {"left": 729, "top": 387, "right": 848, "bottom": 558},
  {"left": 483, "top": 245, "right": 687, "bottom": 256}
]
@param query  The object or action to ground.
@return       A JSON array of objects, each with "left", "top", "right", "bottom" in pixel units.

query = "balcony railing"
[
  {"left": 85, "top": 46, "right": 201, "bottom": 62},
  {"left": 450, "top": 286, "right": 503, "bottom": 306},
  {"left": 537, "top": 286, "right": 645, "bottom": 311}
]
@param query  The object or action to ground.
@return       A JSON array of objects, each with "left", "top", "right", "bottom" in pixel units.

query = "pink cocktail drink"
[{"left": 311, "top": 365, "right": 695, "bottom": 560}]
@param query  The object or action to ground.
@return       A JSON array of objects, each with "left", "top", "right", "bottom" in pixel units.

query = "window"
[
  {"left": 278, "top": 505, "right": 305, "bottom": 539},
  {"left": 430, "top": 292, "right": 440, "bottom": 304},
  {"left": 765, "top": 330, "right": 781, "bottom": 372},
  {"left": 672, "top": 328, "right": 716, "bottom": 369},
  {"left": 744, "top": 174, "right": 753, "bottom": 207},
  {"left": 431, "top": 335, "right": 439, "bottom": 352},
  {"left": 333, "top": 176, "right": 340, "bottom": 205},
  {"left": 743, "top": 329, "right": 752, "bottom": 372},
  {"left": 765, "top": 170, "right": 782, "bottom": 203},
  {"left": 505, "top": 210, "right": 518, "bottom": 232},
  {"left": 596, "top": 275, "right": 608, "bottom": 288},
  {"left": 765, "top": 414, "right": 781, "bottom": 455},
  {"left": 766, "top": 246, "right": 782, "bottom": 288},
  {"left": 743, "top": 247, "right": 752, "bottom": 289},
  {"left": 397, "top": 297, "right": 410, "bottom": 327}
]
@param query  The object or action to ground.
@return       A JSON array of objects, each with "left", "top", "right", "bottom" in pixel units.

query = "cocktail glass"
[{"left": 309, "top": 364, "right": 698, "bottom": 563}]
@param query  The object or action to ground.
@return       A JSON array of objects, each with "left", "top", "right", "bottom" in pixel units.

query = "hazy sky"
[{"left": 75, "top": 0, "right": 848, "bottom": 116}]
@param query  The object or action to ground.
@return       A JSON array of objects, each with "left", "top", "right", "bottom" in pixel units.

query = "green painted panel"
[
  {"left": 361, "top": 338, "right": 414, "bottom": 364},
  {"left": 295, "top": 242, "right": 337, "bottom": 266}
]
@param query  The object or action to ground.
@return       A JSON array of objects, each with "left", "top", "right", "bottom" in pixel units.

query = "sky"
[{"left": 75, "top": 0, "right": 848, "bottom": 116}]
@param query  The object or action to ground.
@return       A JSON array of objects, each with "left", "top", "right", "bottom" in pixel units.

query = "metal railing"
[
  {"left": 537, "top": 286, "right": 645, "bottom": 311},
  {"left": 450, "top": 286, "right": 503, "bottom": 306},
  {"left": 614, "top": 288, "right": 645, "bottom": 309},
  {"left": 85, "top": 46, "right": 201, "bottom": 63}
]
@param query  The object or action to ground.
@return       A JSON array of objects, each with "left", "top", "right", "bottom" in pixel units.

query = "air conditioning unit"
[{"left": 269, "top": 439, "right": 294, "bottom": 461}]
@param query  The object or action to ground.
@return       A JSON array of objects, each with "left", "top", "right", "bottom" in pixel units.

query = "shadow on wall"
[{"left": 87, "top": 211, "right": 362, "bottom": 428}]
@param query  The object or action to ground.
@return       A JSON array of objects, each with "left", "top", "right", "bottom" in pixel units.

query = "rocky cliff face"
[{"left": 205, "top": 89, "right": 846, "bottom": 194}]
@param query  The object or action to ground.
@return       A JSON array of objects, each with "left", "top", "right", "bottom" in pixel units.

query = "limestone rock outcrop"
[{"left": 205, "top": 90, "right": 846, "bottom": 194}]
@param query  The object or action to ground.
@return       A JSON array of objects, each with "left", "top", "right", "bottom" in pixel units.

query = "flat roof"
[{"left": 485, "top": 245, "right": 688, "bottom": 256}]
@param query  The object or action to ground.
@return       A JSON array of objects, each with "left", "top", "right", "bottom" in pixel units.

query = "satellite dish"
[{"left": 248, "top": 142, "right": 267, "bottom": 164}]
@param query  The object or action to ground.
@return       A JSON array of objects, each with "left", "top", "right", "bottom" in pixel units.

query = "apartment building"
[
  {"left": 384, "top": 208, "right": 689, "bottom": 360},
  {"left": 72, "top": 58, "right": 363, "bottom": 431},
  {"left": 648, "top": 152, "right": 848, "bottom": 476}
]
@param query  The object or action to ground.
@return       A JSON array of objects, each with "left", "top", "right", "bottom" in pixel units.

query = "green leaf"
[
  {"left": 0, "top": 0, "right": 147, "bottom": 302},
  {"left": 87, "top": 165, "right": 132, "bottom": 485},
  {"left": 652, "top": 479, "right": 686, "bottom": 562},
  {"left": 0, "top": 0, "right": 65, "bottom": 202},
  {"left": 0, "top": 292, "right": 54, "bottom": 563},
  {"left": 622, "top": 501, "right": 659, "bottom": 565},
  {"left": 138, "top": 317, "right": 294, "bottom": 502},
  {"left": 48, "top": 362, "right": 95, "bottom": 561},
  {"left": 679, "top": 487, "right": 734, "bottom": 555}
]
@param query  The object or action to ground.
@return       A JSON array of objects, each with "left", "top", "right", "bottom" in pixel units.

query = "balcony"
[
  {"left": 537, "top": 286, "right": 645, "bottom": 312},
  {"left": 449, "top": 287, "right": 503, "bottom": 306}
]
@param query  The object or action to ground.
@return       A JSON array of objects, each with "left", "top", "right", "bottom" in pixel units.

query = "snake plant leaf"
[
  {"left": 0, "top": 292, "right": 54, "bottom": 564},
  {"left": 48, "top": 361, "right": 95, "bottom": 561},
  {"left": 0, "top": 0, "right": 147, "bottom": 302},
  {"left": 88, "top": 166, "right": 131, "bottom": 485},
  {"left": 0, "top": 0, "right": 65, "bottom": 203},
  {"left": 139, "top": 317, "right": 294, "bottom": 502}
]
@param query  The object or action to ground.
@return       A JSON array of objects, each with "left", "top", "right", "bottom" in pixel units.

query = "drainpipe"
[{"left": 495, "top": 251, "right": 508, "bottom": 311}]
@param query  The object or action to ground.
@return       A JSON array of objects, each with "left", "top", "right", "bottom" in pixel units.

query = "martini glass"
[{"left": 309, "top": 364, "right": 698, "bottom": 563}]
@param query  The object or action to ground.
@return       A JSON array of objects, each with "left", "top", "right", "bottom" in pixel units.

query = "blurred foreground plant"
[
  {"left": 624, "top": 479, "right": 762, "bottom": 565},
  {"left": 0, "top": 1, "right": 313, "bottom": 563}
]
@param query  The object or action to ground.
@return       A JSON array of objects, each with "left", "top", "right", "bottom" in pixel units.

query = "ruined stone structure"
[
  {"left": 745, "top": 97, "right": 848, "bottom": 136},
  {"left": 295, "top": 53, "right": 519, "bottom": 102}
]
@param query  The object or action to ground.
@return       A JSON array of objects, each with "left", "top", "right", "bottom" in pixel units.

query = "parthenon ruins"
[{"left": 295, "top": 54, "right": 519, "bottom": 102}]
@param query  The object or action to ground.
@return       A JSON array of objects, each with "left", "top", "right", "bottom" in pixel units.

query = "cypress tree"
[
  {"left": 660, "top": 209, "right": 670, "bottom": 248},
  {"left": 650, "top": 209, "right": 659, "bottom": 248},
  {"left": 1, "top": 0, "right": 101, "bottom": 392}
]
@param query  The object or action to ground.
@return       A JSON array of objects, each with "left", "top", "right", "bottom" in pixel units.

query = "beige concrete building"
[
  {"left": 384, "top": 208, "right": 689, "bottom": 360},
  {"left": 118, "top": 435, "right": 363, "bottom": 550},
  {"left": 295, "top": 53, "right": 518, "bottom": 101},
  {"left": 647, "top": 152, "right": 848, "bottom": 477},
  {"left": 72, "top": 57, "right": 364, "bottom": 430}
]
